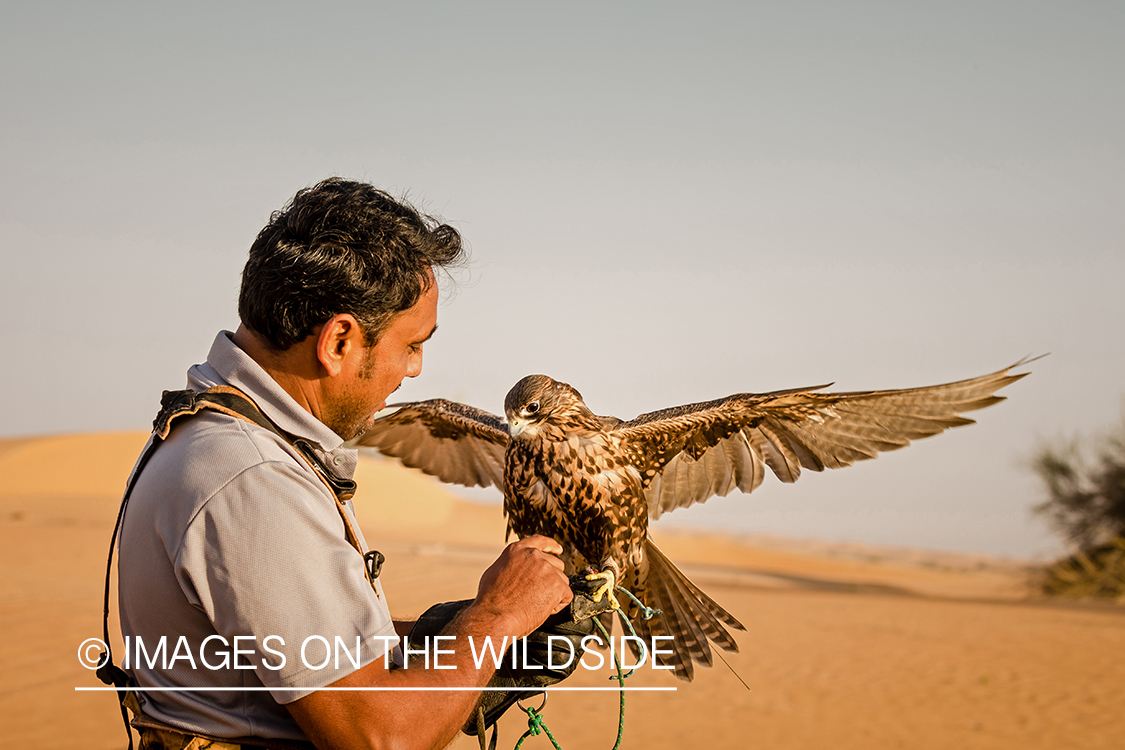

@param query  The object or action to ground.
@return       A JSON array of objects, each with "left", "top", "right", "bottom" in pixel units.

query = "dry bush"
[
  {"left": 1033, "top": 415, "right": 1125, "bottom": 600},
  {"left": 1039, "top": 537, "right": 1125, "bottom": 602}
]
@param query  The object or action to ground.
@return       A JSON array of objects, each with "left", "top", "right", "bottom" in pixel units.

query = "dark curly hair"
[{"left": 238, "top": 178, "right": 465, "bottom": 351}]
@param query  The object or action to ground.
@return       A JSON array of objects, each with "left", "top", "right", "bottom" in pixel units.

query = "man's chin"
[{"left": 346, "top": 413, "right": 381, "bottom": 442}]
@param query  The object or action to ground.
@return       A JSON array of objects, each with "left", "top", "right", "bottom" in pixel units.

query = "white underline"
[{"left": 75, "top": 686, "right": 675, "bottom": 692}]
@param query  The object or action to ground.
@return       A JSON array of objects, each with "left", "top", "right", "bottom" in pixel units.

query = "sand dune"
[{"left": 1, "top": 432, "right": 1121, "bottom": 749}]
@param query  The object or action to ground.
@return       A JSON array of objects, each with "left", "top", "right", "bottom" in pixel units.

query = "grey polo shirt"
[{"left": 118, "top": 331, "right": 398, "bottom": 741}]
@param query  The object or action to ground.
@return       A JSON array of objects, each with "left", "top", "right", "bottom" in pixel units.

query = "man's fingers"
[
  {"left": 517, "top": 534, "right": 564, "bottom": 556},
  {"left": 475, "top": 535, "right": 575, "bottom": 635},
  {"left": 511, "top": 537, "right": 566, "bottom": 574},
  {"left": 538, "top": 550, "right": 567, "bottom": 573}
]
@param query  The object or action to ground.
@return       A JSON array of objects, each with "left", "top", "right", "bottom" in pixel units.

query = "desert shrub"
[
  {"left": 1033, "top": 415, "right": 1125, "bottom": 600},
  {"left": 1039, "top": 538, "right": 1125, "bottom": 601}
]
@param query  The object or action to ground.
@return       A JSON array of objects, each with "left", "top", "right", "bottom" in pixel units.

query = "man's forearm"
[
  {"left": 287, "top": 602, "right": 518, "bottom": 750},
  {"left": 289, "top": 536, "right": 571, "bottom": 750}
]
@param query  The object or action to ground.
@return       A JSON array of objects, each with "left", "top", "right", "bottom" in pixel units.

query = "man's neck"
[{"left": 231, "top": 325, "right": 325, "bottom": 421}]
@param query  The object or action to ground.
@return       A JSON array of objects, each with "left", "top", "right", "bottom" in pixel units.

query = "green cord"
[
  {"left": 593, "top": 616, "right": 627, "bottom": 750},
  {"left": 611, "top": 585, "right": 662, "bottom": 679},
  {"left": 513, "top": 585, "right": 660, "bottom": 750},
  {"left": 615, "top": 585, "right": 660, "bottom": 620},
  {"left": 513, "top": 705, "right": 563, "bottom": 750}
]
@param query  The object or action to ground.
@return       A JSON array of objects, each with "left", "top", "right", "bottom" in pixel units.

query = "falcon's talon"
[{"left": 585, "top": 570, "right": 622, "bottom": 611}]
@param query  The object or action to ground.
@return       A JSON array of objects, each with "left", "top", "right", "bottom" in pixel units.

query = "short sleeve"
[{"left": 175, "top": 460, "right": 397, "bottom": 703}]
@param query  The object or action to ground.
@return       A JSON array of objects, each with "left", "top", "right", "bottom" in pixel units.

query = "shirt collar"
[{"left": 187, "top": 331, "right": 358, "bottom": 478}]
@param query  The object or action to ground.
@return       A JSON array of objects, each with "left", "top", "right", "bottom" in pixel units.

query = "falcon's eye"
[{"left": 525, "top": 401, "right": 540, "bottom": 415}]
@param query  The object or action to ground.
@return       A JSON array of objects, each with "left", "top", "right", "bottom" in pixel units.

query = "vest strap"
[{"left": 99, "top": 385, "right": 380, "bottom": 749}]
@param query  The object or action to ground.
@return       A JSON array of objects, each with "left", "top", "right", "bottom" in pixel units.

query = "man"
[{"left": 117, "top": 178, "right": 573, "bottom": 749}]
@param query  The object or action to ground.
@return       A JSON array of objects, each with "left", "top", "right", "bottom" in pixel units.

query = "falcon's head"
[{"left": 504, "top": 374, "right": 588, "bottom": 439}]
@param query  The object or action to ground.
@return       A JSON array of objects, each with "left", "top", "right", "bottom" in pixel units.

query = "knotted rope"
[{"left": 513, "top": 586, "right": 660, "bottom": 750}]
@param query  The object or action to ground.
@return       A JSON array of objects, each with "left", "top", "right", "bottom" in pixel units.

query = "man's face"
[{"left": 326, "top": 276, "right": 439, "bottom": 440}]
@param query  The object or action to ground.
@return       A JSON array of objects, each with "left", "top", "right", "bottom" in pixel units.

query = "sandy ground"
[{"left": 1, "top": 432, "right": 1122, "bottom": 749}]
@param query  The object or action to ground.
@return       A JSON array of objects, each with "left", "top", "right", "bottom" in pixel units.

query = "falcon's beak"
[{"left": 507, "top": 418, "right": 525, "bottom": 438}]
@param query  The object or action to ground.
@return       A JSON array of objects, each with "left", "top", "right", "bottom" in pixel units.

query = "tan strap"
[
  {"left": 155, "top": 386, "right": 377, "bottom": 588},
  {"left": 132, "top": 710, "right": 316, "bottom": 750}
]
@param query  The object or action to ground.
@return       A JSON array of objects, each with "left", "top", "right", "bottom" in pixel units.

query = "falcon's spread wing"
[
  {"left": 617, "top": 359, "right": 1036, "bottom": 520},
  {"left": 353, "top": 399, "right": 509, "bottom": 489}
]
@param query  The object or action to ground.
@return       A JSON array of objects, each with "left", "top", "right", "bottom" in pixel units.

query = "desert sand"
[{"left": 1, "top": 431, "right": 1122, "bottom": 749}]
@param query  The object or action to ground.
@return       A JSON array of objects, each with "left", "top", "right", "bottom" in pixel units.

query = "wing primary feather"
[{"left": 633, "top": 359, "right": 1036, "bottom": 517}]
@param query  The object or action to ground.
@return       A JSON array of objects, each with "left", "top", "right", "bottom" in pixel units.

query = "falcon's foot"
[{"left": 584, "top": 567, "right": 621, "bottom": 611}]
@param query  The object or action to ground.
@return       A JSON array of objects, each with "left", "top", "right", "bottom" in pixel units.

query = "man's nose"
[{"left": 406, "top": 349, "right": 423, "bottom": 378}]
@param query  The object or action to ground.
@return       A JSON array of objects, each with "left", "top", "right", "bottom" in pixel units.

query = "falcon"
[{"left": 355, "top": 359, "right": 1035, "bottom": 680}]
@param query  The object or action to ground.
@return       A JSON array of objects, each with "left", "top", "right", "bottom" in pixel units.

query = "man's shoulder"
[
  {"left": 137, "top": 409, "right": 317, "bottom": 503},
  {"left": 174, "top": 408, "right": 296, "bottom": 461},
  {"left": 124, "top": 407, "right": 338, "bottom": 556}
]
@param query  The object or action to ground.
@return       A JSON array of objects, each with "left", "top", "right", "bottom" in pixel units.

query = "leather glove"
[{"left": 407, "top": 574, "right": 614, "bottom": 737}]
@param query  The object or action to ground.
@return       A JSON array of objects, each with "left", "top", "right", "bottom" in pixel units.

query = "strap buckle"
[{"left": 364, "top": 550, "right": 385, "bottom": 582}]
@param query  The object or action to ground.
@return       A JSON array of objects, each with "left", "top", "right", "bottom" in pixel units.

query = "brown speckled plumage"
[{"left": 356, "top": 360, "right": 1035, "bottom": 680}]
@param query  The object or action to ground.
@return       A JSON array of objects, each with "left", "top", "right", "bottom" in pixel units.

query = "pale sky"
[{"left": 2, "top": 1, "right": 1122, "bottom": 558}]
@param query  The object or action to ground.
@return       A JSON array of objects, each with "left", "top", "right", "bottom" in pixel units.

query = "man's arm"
[{"left": 286, "top": 535, "right": 572, "bottom": 750}]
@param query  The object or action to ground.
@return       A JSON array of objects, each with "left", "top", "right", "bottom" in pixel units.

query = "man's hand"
[
  {"left": 287, "top": 535, "right": 572, "bottom": 750},
  {"left": 469, "top": 535, "right": 573, "bottom": 639}
]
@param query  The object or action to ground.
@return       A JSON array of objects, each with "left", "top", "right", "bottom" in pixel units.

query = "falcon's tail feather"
[{"left": 626, "top": 540, "right": 745, "bottom": 682}]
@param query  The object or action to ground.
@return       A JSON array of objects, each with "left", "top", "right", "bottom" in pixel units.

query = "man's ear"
[{"left": 315, "top": 314, "right": 363, "bottom": 377}]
